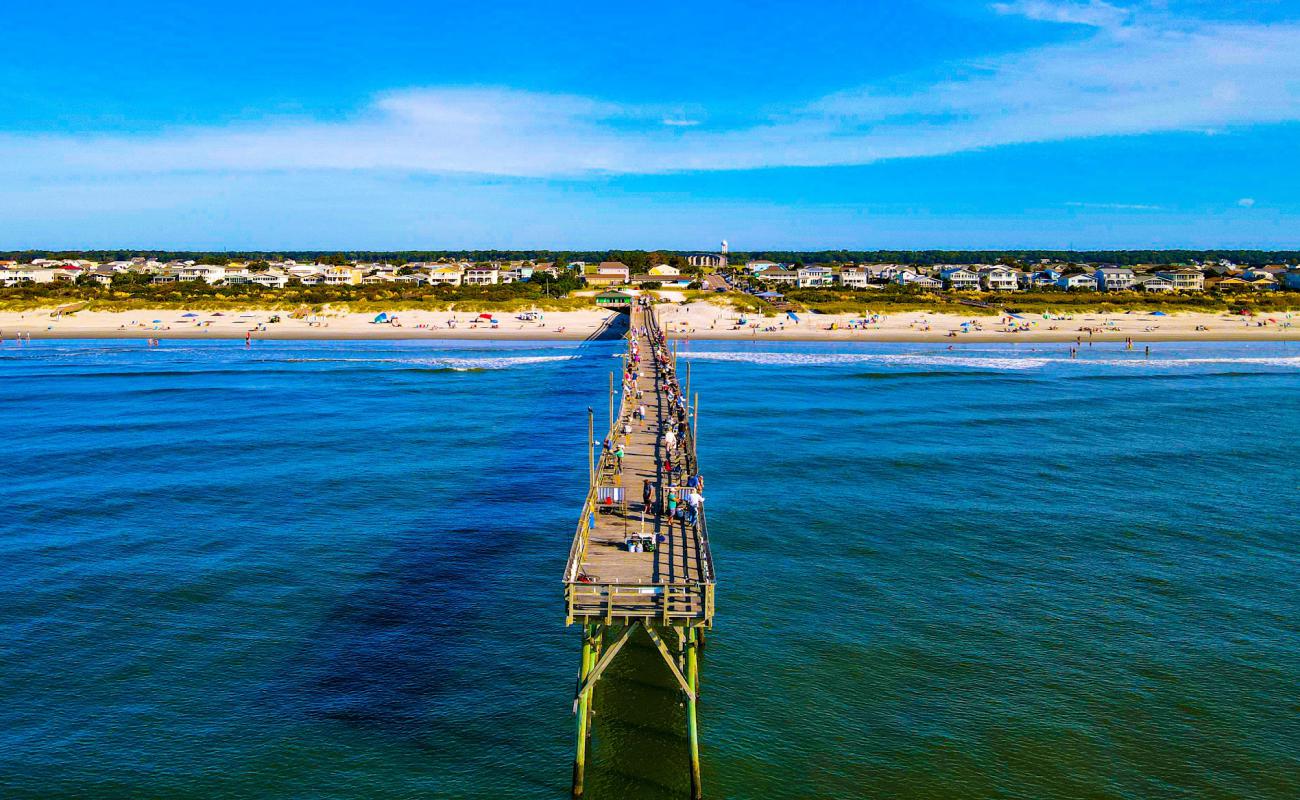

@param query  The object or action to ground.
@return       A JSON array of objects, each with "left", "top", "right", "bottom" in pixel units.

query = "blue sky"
[{"left": 2, "top": 0, "right": 1299, "bottom": 250}]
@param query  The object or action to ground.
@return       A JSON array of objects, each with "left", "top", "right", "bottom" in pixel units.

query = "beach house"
[
  {"left": 1057, "top": 273, "right": 1098, "bottom": 290},
  {"left": 251, "top": 270, "right": 289, "bottom": 289},
  {"left": 837, "top": 266, "right": 870, "bottom": 288},
  {"left": 1095, "top": 267, "right": 1137, "bottom": 291},
  {"left": 1135, "top": 274, "right": 1175, "bottom": 292},
  {"left": 979, "top": 266, "right": 1020, "bottom": 291},
  {"left": 939, "top": 267, "right": 980, "bottom": 290},
  {"left": 797, "top": 266, "right": 833, "bottom": 287},
  {"left": 425, "top": 266, "right": 464, "bottom": 286},
  {"left": 1027, "top": 269, "right": 1062, "bottom": 288},
  {"left": 463, "top": 265, "right": 501, "bottom": 286},
  {"left": 895, "top": 270, "right": 942, "bottom": 289},
  {"left": 176, "top": 265, "right": 226, "bottom": 283},
  {"left": 585, "top": 262, "right": 630, "bottom": 287},
  {"left": 755, "top": 266, "right": 798, "bottom": 285},
  {"left": 1155, "top": 269, "right": 1205, "bottom": 291}
]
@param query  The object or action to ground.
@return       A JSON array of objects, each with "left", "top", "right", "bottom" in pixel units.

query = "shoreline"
[{"left": 4, "top": 305, "right": 1300, "bottom": 344}]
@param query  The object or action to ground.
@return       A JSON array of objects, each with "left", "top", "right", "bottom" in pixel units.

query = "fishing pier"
[{"left": 563, "top": 302, "right": 717, "bottom": 798}]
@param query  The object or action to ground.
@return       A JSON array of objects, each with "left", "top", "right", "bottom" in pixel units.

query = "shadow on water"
[
  {"left": 259, "top": 310, "right": 696, "bottom": 798},
  {"left": 585, "top": 629, "right": 698, "bottom": 799}
]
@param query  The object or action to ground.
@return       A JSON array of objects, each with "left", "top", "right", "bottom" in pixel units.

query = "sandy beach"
[{"left": 3, "top": 304, "right": 1299, "bottom": 343}]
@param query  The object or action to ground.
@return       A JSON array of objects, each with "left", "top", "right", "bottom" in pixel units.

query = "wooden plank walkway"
[{"left": 564, "top": 303, "right": 715, "bottom": 625}]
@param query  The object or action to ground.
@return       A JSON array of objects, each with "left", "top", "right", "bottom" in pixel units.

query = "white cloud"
[
  {"left": 1066, "top": 201, "right": 1162, "bottom": 210},
  {"left": 991, "top": 0, "right": 1131, "bottom": 28},
  {"left": 1238, "top": 197, "right": 1256, "bottom": 207},
  {"left": 2, "top": 11, "right": 1299, "bottom": 178}
]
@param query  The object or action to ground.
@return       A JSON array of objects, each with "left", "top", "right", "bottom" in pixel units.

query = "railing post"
[
  {"left": 587, "top": 407, "right": 595, "bottom": 488},
  {"left": 692, "top": 393, "right": 699, "bottom": 451}
]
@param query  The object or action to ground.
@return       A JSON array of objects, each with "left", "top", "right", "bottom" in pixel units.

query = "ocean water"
[{"left": 2, "top": 336, "right": 1298, "bottom": 799}]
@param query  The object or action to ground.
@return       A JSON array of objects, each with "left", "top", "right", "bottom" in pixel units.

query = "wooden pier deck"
[{"left": 563, "top": 302, "right": 716, "bottom": 626}]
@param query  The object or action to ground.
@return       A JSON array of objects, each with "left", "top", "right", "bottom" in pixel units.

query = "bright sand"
[{"left": 2, "top": 304, "right": 1299, "bottom": 342}]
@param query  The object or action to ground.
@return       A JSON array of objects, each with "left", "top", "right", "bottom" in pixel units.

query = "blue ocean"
[{"left": 2, "top": 337, "right": 1298, "bottom": 799}]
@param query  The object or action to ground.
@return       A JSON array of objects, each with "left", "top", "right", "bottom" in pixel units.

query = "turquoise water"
[{"left": 2, "top": 337, "right": 1298, "bottom": 799}]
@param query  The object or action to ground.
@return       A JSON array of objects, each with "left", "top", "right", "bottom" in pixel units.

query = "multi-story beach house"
[
  {"left": 1095, "top": 267, "right": 1137, "bottom": 291},
  {"left": 463, "top": 266, "right": 501, "bottom": 286},
  {"left": 1027, "top": 269, "right": 1062, "bottom": 288},
  {"left": 744, "top": 260, "right": 780, "bottom": 273},
  {"left": 584, "top": 262, "right": 630, "bottom": 287},
  {"left": 837, "top": 266, "right": 870, "bottom": 288},
  {"left": 797, "top": 266, "right": 833, "bottom": 287},
  {"left": 1057, "top": 273, "right": 1098, "bottom": 290},
  {"left": 1154, "top": 269, "right": 1205, "bottom": 291},
  {"left": 251, "top": 270, "right": 289, "bottom": 289},
  {"left": 177, "top": 265, "right": 226, "bottom": 283},
  {"left": 895, "top": 270, "right": 942, "bottom": 289},
  {"left": 425, "top": 266, "right": 464, "bottom": 286},
  {"left": 501, "top": 265, "right": 534, "bottom": 283},
  {"left": 755, "top": 267, "right": 798, "bottom": 285},
  {"left": 939, "top": 267, "right": 980, "bottom": 290},
  {"left": 323, "top": 266, "right": 364, "bottom": 285},
  {"left": 979, "top": 266, "right": 1020, "bottom": 291},
  {"left": 1135, "top": 274, "right": 1175, "bottom": 292},
  {"left": 868, "top": 264, "right": 907, "bottom": 282}
]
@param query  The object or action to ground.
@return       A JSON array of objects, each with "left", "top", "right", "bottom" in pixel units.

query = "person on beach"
[
  {"left": 665, "top": 428, "right": 677, "bottom": 452},
  {"left": 643, "top": 479, "right": 653, "bottom": 512}
]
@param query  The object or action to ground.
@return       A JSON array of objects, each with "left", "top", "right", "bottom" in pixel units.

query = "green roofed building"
[{"left": 594, "top": 290, "right": 633, "bottom": 307}]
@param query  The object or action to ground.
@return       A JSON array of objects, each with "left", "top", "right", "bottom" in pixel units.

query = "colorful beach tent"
[
  {"left": 786, "top": 311, "right": 800, "bottom": 322},
  {"left": 372, "top": 312, "right": 389, "bottom": 323},
  {"left": 1150, "top": 311, "right": 1167, "bottom": 316}
]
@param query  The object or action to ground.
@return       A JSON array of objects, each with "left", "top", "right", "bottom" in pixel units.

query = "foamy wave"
[
  {"left": 682, "top": 351, "right": 1300, "bottom": 371},
  {"left": 681, "top": 352, "right": 1050, "bottom": 370},
  {"left": 279, "top": 355, "right": 576, "bottom": 370},
  {"left": 1077, "top": 356, "right": 1300, "bottom": 369}
]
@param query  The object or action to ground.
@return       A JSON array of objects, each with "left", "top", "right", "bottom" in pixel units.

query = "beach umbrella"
[
  {"left": 182, "top": 312, "right": 199, "bottom": 317},
  {"left": 478, "top": 313, "right": 493, "bottom": 320},
  {"left": 1150, "top": 311, "right": 1167, "bottom": 316},
  {"left": 152, "top": 319, "right": 162, "bottom": 323}
]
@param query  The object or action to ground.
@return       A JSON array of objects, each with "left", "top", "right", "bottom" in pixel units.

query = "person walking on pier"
[
  {"left": 665, "top": 427, "right": 677, "bottom": 453},
  {"left": 642, "top": 479, "right": 655, "bottom": 514}
]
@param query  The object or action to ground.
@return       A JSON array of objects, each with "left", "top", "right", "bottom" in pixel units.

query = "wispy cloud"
[
  {"left": 1238, "top": 197, "right": 1257, "bottom": 207},
  {"left": 2, "top": 8, "right": 1298, "bottom": 178},
  {"left": 1066, "top": 201, "right": 1162, "bottom": 210},
  {"left": 991, "top": 0, "right": 1131, "bottom": 28}
]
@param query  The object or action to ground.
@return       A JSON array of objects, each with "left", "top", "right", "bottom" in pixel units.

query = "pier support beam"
[
  {"left": 572, "top": 623, "right": 597, "bottom": 797},
  {"left": 685, "top": 626, "right": 702, "bottom": 799}
]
